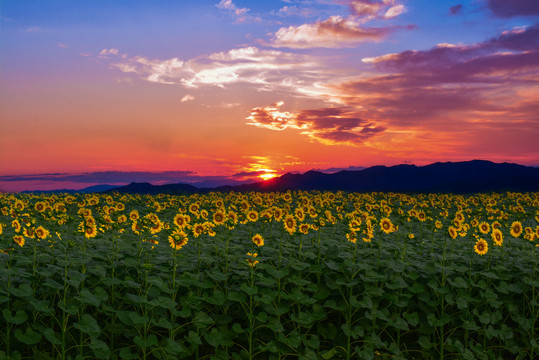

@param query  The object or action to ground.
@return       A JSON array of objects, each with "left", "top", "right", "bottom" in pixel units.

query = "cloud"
[
  {"left": 57, "top": 43, "right": 68, "bottom": 48},
  {"left": 181, "top": 94, "right": 195, "bottom": 102},
  {"left": 24, "top": 26, "right": 40, "bottom": 32},
  {"left": 246, "top": 102, "right": 386, "bottom": 145},
  {"left": 108, "top": 46, "right": 322, "bottom": 92},
  {"left": 216, "top": 0, "right": 260, "bottom": 23},
  {"left": 0, "top": 171, "right": 194, "bottom": 184},
  {"left": 347, "top": 0, "right": 408, "bottom": 19},
  {"left": 486, "top": 0, "right": 539, "bottom": 18},
  {"left": 449, "top": 4, "right": 463, "bottom": 15},
  {"left": 268, "top": 15, "right": 400, "bottom": 48},
  {"left": 266, "top": 0, "right": 411, "bottom": 49}
]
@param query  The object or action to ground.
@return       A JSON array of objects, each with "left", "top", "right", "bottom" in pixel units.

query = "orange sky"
[{"left": 1, "top": 0, "right": 538, "bottom": 192}]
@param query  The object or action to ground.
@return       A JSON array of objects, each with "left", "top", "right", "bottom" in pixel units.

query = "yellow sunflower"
[
  {"left": 168, "top": 229, "right": 188, "bottom": 250},
  {"left": 212, "top": 210, "right": 226, "bottom": 225},
  {"left": 380, "top": 217, "right": 394, "bottom": 234},
  {"left": 14, "top": 235, "right": 25, "bottom": 247},
  {"left": 252, "top": 234, "right": 264, "bottom": 247},
  {"left": 491, "top": 229, "right": 503, "bottom": 246},
  {"left": 35, "top": 226, "right": 50, "bottom": 240},
  {"left": 478, "top": 221, "right": 490, "bottom": 235},
  {"left": 474, "top": 238, "right": 488, "bottom": 256},
  {"left": 510, "top": 221, "right": 522, "bottom": 238},
  {"left": 298, "top": 223, "right": 310, "bottom": 234},
  {"left": 283, "top": 215, "right": 296, "bottom": 234}
]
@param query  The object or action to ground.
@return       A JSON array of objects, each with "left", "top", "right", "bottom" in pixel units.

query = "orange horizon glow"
[{"left": 0, "top": 1, "right": 538, "bottom": 193}]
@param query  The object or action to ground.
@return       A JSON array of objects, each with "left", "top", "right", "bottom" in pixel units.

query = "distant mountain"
[
  {"left": 22, "top": 184, "right": 119, "bottom": 194},
  {"left": 107, "top": 160, "right": 539, "bottom": 194}
]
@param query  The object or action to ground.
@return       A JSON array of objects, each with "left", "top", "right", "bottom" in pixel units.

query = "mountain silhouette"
[{"left": 107, "top": 160, "right": 539, "bottom": 194}]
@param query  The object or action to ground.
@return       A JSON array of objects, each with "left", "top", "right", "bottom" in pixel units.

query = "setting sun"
[{"left": 259, "top": 172, "right": 277, "bottom": 181}]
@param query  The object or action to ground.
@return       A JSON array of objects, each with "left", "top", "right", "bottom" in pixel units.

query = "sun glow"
[{"left": 259, "top": 171, "right": 277, "bottom": 180}]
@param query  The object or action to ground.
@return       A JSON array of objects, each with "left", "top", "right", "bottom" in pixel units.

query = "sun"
[{"left": 259, "top": 171, "right": 277, "bottom": 180}]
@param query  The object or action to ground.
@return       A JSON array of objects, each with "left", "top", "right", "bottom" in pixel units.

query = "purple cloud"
[{"left": 486, "top": 0, "right": 539, "bottom": 18}]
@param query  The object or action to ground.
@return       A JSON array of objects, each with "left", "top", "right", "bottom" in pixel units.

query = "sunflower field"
[{"left": 0, "top": 190, "right": 538, "bottom": 360}]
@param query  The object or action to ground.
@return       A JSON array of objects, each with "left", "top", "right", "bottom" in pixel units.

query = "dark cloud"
[
  {"left": 486, "top": 0, "right": 539, "bottom": 18},
  {"left": 449, "top": 4, "right": 463, "bottom": 15},
  {"left": 246, "top": 103, "right": 386, "bottom": 145},
  {"left": 0, "top": 171, "right": 195, "bottom": 183}
]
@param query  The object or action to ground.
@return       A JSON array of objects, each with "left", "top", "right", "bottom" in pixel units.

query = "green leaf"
[
  {"left": 14, "top": 326, "right": 41, "bottom": 345},
  {"left": 187, "top": 330, "right": 202, "bottom": 346},
  {"left": 119, "top": 347, "right": 139, "bottom": 360},
  {"left": 89, "top": 338, "right": 111, "bottom": 359},
  {"left": 403, "top": 312, "right": 419, "bottom": 327},
  {"left": 418, "top": 336, "right": 432, "bottom": 349},
  {"left": 44, "top": 328, "right": 62, "bottom": 345},
  {"left": 165, "top": 339, "right": 185, "bottom": 356},
  {"left": 134, "top": 334, "right": 158, "bottom": 347},
  {"left": 205, "top": 327, "right": 233, "bottom": 348},
  {"left": 2, "top": 309, "right": 28, "bottom": 325},
  {"left": 193, "top": 311, "right": 214, "bottom": 328},
  {"left": 228, "top": 291, "right": 247, "bottom": 303},
  {"left": 321, "top": 347, "right": 339, "bottom": 359},
  {"left": 153, "top": 317, "right": 172, "bottom": 330},
  {"left": 240, "top": 283, "right": 258, "bottom": 295},
  {"left": 386, "top": 275, "right": 408, "bottom": 290},
  {"left": 450, "top": 277, "right": 468, "bottom": 288},
  {"left": 232, "top": 322, "right": 244, "bottom": 333},
  {"left": 29, "top": 299, "right": 54, "bottom": 315},
  {"left": 128, "top": 312, "right": 149, "bottom": 325},
  {"left": 73, "top": 314, "right": 101, "bottom": 337},
  {"left": 392, "top": 315, "right": 409, "bottom": 331},
  {"left": 304, "top": 334, "right": 320, "bottom": 349},
  {"left": 357, "top": 296, "right": 373, "bottom": 309},
  {"left": 76, "top": 288, "right": 102, "bottom": 307},
  {"left": 9, "top": 283, "right": 33, "bottom": 298},
  {"left": 267, "top": 317, "right": 284, "bottom": 332},
  {"left": 206, "top": 289, "right": 226, "bottom": 306}
]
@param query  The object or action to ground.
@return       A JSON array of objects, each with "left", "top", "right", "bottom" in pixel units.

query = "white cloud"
[
  {"left": 215, "top": 0, "right": 260, "bottom": 23},
  {"left": 181, "top": 94, "right": 195, "bottom": 102}
]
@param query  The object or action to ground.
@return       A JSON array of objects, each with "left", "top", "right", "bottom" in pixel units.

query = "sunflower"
[
  {"left": 117, "top": 215, "right": 127, "bottom": 223},
  {"left": 491, "top": 229, "right": 503, "bottom": 246},
  {"left": 417, "top": 211, "right": 427, "bottom": 222},
  {"left": 192, "top": 223, "right": 206, "bottom": 238},
  {"left": 129, "top": 210, "right": 140, "bottom": 221},
  {"left": 283, "top": 215, "right": 296, "bottom": 234},
  {"left": 295, "top": 208, "right": 306, "bottom": 222},
  {"left": 252, "top": 234, "right": 264, "bottom": 247},
  {"left": 491, "top": 221, "right": 501, "bottom": 230},
  {"left": 213, "top": 210, "right": 226, "bottom": 225},
  {"left": 247, "top": 210, "right": 259, "bottom": 222},
  {"left": 173, "top": 213, "right": 188, "bottom": 228},
  {"left": 478, "top": 221, "right": 490, "bottom": 234},
  {"left": 34, "top": 201, "right": 47, "bottom": 212},
  {"left": 23, "top": 227, "right": 35, "bottom": 238},
  {"left": 116, "top": 202, "right": 125, "bottom": 211},
  {"left": 474, "top": 238, "right": 488, "bottom": 256},
  {"left": 510, "top": 221, "right": 523, "bottom": 238},
  {"left": 247, "top": 258, "right": 259, "bottom": 267},
  {"left": 149, "top": 220, "right": 164, "bottom": 234},
  {"left": 14, "top": 235, "right": 25, "bottom": 247},
  {"left": 84, "top": 223, "right": 98, "bottom": 238},
  {"left": 273, "top": 207, "right": 283, "bottom": 222},
  {"left": 298, "top": 223, "right": 310, "bottom": 234},
  {"left": 168, "top": 229, "right": 188, "bottom": 250},
  {"left": 35, "top": 226, "right": 50, "bottom": 240},
  {"left": 12, "top": 219, "right": 21, "bottom": 233},
  {"left": 308, "top": 206, "right": 318, "bottom": 218},
  {"left": 380, "top": 217, "right": 394, "bottom": 234},
  {"left": 346, "top": 231, "right": 357, "bottom": 243},
  {"left": 131, "top": 221, "right": 142, "bottom": 235},
  {"left": 435, "top": 220, "right": 442, "bottom": 229},
  {"left": 448, "top": 226, "right": 458, "bottom": 239}
]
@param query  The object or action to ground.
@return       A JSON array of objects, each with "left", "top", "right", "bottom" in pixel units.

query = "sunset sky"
[{"left": 1, "top": 0, "right": 538, "bottom": 192}]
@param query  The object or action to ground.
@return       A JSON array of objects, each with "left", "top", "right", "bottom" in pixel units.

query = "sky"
[{"left": 0, "top": 0, "right": 538, "bottom": 192}]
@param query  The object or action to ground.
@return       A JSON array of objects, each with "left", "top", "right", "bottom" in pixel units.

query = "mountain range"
[{"left": 104, "top": 160, "right": 539, "bottom": 194}]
